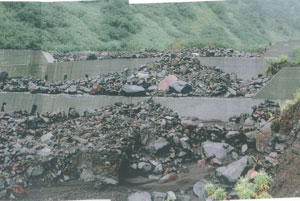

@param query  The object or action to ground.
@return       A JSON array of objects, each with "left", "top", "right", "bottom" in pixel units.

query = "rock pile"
[
  {"left": 0, "top": 55, "right": 268, "bottom": 97},
  {"left": 52, "top": 47, "right": 261, "bottom": 63},
  {"left": 0, "top": 99, "right": 281, "bottom": 200}
]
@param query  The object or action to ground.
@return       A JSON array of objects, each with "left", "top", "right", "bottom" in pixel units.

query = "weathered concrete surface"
[
  {"left": 0, "top": 92, "right": 269, "bottom": 121},
  {"left": 0, "top": 49, "right": 48, "bottom": 78},
  {"left": 263, "top": 40, "right": 300, "bottom": 61},
  {"left": 198, "top": 57, "right": 267, "bottom": 80},
  {"left": 254, "top": 67, "right": 300, "bottom": 100},
  {"left": 45, "top": 58, "right": 159, "bottom": 81}
]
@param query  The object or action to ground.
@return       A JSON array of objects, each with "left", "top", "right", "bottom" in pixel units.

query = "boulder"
[
  {"left": 216, "top": 156, "right": 251, "bottom": 184},
  {"left": 202, "top": 142, "right": 234, "bottom": 161},
  {"left": 256, "top": 122, "right": 273, "bottom": 153},
  {"left": 121, "top": 85, "right": 146, "bottom": 96},
  {"left": 169, "top": 81, "right": 192, "bottom": 94}
]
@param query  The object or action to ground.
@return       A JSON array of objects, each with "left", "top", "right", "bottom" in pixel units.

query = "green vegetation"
[
  {"left": 280, "top": 87, "right": 300, "bottom": 112},
  {"left": 205, "top": 184, "right": 227, "bottom": 200},
  {"left": 234, "top": 170, "right": 272, "bottom": 199},
  {"left": 265, "top": 55, "right": 289, "bottom": 75},
  {"left": 1, "top": 0, "right": 300, "bottom": 52}
]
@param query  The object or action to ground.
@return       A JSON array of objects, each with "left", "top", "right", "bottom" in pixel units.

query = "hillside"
[{"left": 0, "top": 0, "right": 300, "bottom": 52}]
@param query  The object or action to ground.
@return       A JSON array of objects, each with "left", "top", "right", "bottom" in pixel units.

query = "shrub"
[
  {"left": 205, "top": 184, "right": 226, "bottom": 200},
  {"left": 265, "top": 55, "right": 289, "bottom": 75},
  {"left": 205, "top": 183, "right": 216, "bottom": 196},
  {"left": 234, "top": 170, "right": 272, "bottom": 199},
  {"left": 212, "top": 188, "right": 227, "bottom": 200},
  {"left": 234, "top": 177, "right": 257, "bottom": 199},
  {"left": 253, "top": 170, "right": 272, "bottom": 191}
]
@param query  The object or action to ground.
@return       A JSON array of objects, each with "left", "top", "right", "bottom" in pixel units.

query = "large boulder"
[
  {"left": 169, "top": 81, "right": 192, "bottom": 94},
  {"left": 202, "top": 142, "right": 234, "bottom": 161},
  {"left": 121, "top": 85, "right": 146, "bottom": 96},
  {"left": 216, "top": 156, "right": 251, "bottom": 184}
]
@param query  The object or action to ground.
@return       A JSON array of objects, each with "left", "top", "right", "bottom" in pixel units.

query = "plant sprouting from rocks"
[
  {"left": 235, "top": 170, "right": 272, "bottom": 199},
  {"left": 205, "top": 184, "right": 227, "bottom": 200},
  {"left": 205, "top": 183, "right": 216, "bottom": 196},
  {"left": 212, "top": 187, "right": 227, "bottom": 200},
  {"left": 234, "top": 177, "right": 257, "bottom": 199},
  {"left": 253, "top": 169, "right": 272, "bottom": 191}
]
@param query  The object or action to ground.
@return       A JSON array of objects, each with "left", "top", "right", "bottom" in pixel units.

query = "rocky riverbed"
[
  {"left": 0, "top": 99, "right": 286, "bottom": 200},
  {"left": 0, "top": 54, "right": 268, "bottom": 98},
  {"left": 52, "top": 46, "right": 261, "bottom": 63}
]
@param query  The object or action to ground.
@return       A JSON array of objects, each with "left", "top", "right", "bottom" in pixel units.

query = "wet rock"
[
  {"left": 202, "top": 142, "right": 234, "bottom": 161},
  {"left": 169, "top": 81, "right": 192, "bottom": 94},
  {"left": 121, "top": 85, "right": 146, "bottom": 96},
  {"left": 216, "top": 156, "right": 250, "bottom": 184},
  {"left": 128, "top": 192, "right": 152, "bottom": 201},
  {"left": 193, "top": 179, "right": 209, "bottom": 200}
]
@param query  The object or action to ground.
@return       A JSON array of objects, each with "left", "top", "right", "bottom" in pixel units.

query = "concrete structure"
[
  {"left": 198, "top": 57, "right": 267, "bottom": 80},
  {"left": 0, "top": 50, "right": 159, "bottom": 81},
  {"left": 263, "top": 40, "right": 300, "bottom": 61},
  {"left": 1, "top": 50, "right": 269, "bottom": 81},
  {"left": 0, "top": 49, "right": 48, "bottom": 78},
  {"left": 0, "top": 92, "right": 268, "bottom": 121},
  {"left": 255, "top": 67, "right": 300, "bottom": 100}
]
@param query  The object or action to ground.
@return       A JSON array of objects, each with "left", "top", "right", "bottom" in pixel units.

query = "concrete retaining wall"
[
  {"left": 0, "top": 49, "right": 48, "bottom": 78},
  {"left": 198, "top": 57, "right": 267, "bottom": 80},
  {"left": 254, "top": 67, "right": 300, "bottom": 100},
  {"left": 0, "top": 92, "right": 271, "bottom": 121},
  {"left": 45, "top": 58, "right": 159, "bottom": 81}
]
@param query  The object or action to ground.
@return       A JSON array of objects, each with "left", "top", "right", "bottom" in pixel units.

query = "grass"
[{"left": 1, "top": 0, "right": 300, "bottom": 52}]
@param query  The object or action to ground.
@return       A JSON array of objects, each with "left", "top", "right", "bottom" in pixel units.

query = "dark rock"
[
  {"left": 169, "top": 81, "right": 192, "bottom": 94},
  {"left": 216, "top": 156, "right": 251, "bottom": 184},
  {"left": 146, "top": 137, "right": 170, "bottom": 155},
  {"left": 0, "top": 71, "right": 8, "bottom": 81}
]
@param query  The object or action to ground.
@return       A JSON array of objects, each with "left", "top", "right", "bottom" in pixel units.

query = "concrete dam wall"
[
  {"left": 198, "top": 57, "right": 267, "bottom": 80},
  {"left": 0, "top": 50, "right": 269, "bottom": 81},
  {"left": 0, "top": 92, "right": 268, "bottom": 121}
]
